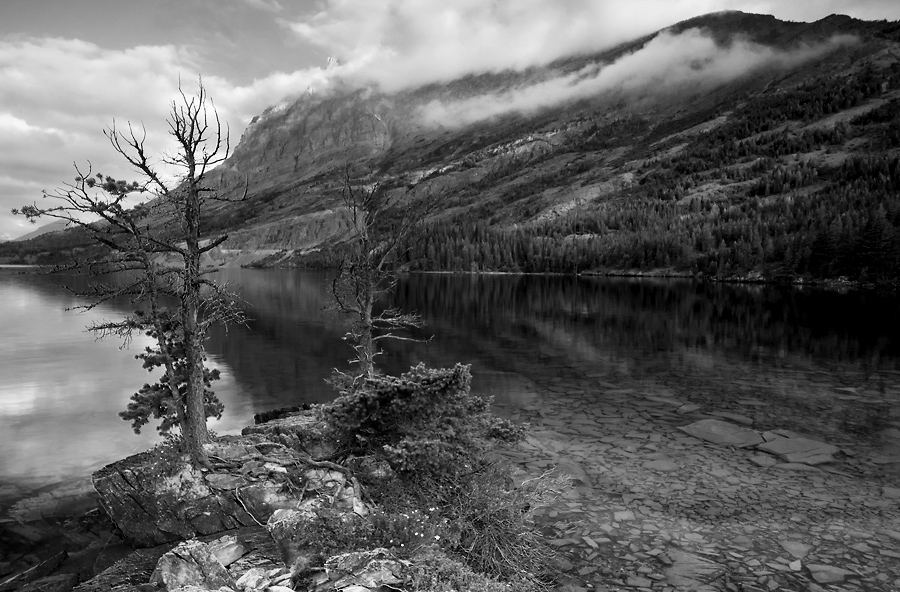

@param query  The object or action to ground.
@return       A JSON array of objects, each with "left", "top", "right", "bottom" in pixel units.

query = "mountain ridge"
[{"left": 5, "top": 11, "right": 900, "bottom": 282}]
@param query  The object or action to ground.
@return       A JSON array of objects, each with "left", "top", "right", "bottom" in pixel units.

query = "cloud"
[
  {"left": 282, "top": 0, "right": 717, "bottom": 92},
  {"left": 236, "top": 0, "right": 284, "bottom": 12},
  {"left": 0, "top": 36, "right": 324, "bottom": 240},
  {"left": 416, "top": 29, "right": 858, "bottom": 127},
  {"left": 281, "top": 0, "right": 900, "bottom": 95}
]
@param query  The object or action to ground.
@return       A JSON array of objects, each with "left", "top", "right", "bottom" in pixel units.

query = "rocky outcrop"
[
  {"left": 91, "top": 427, "right": 364, "bottom": 549},
  {"left": 91, "top": 451, "right": 255, "bottom": 547},
  {"left": 309, "top": 549, "right": 408, "bottom": 592},
  {"left": 85, "top": 539, "right": 408, "bottom": 592},
  {"left": 71, "top": 527, "right": 279, "bottom": 592},
  {"left": 241, "top": 412, "right": 338, "bottom": 460},
  {"left": 149, "top": 540, "right": 236, "bottom": 591}
]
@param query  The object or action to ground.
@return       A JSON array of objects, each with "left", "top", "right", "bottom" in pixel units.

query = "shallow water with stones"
[{"left": 2, "top": 269, "right": 899, "bottom": 589}]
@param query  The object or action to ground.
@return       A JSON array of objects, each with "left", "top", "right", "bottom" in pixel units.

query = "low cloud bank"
[{"left": 415, "top": 29, "right": 858, "bottom": 128}]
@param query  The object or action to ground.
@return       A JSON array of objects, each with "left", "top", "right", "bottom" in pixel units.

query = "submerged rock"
[
  {"left": 0, "top": 551, "right": 67, "bottom": 592},
  {"left": 806, "top": 563, "right": 859, "bottom": 584},
  {"left": 678, "top": 419, "right": 763, "bottom": 448},
  {"left": 779, "top": 540, "right": 813, "bottom": 559},
  {"left": 707, "top": 411, "right": 753, "bottom": 425},
  {"left": 662, "top": 550, "right": 726, "bottom": 588},
  {"left": 757, "top": 437, "right": 839, "bottom": 465}
]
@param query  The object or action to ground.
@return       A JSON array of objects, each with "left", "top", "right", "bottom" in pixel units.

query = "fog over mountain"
[{"left": 418, "top": 28, "right": 859, "bottom": 127}]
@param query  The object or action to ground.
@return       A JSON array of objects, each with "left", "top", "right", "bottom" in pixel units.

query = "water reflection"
[
  {"left": 0, "top": 271, "right": 162, "bottom": 489},
  {"left": 394, "top": 274, "right": 900, "bottom": 369},
  {"left": 2, "top": 268, "right": 898, "bottom": 505}
]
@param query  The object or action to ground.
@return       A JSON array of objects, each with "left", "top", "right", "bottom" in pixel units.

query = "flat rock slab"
[
  {"left": 779, "top": 540, "right": 813, "bottom": 559},
  {"left": 663, "top": 550, "right": 726, "bottom": 588},
  {"left": 749, "top": 454, "right": 777, "bottom": 467},
  {"left": 757, "top": 437, "right": 839, "bottom": 464},
  {"left": 773, "top": 462, "right": 823, "bottom": 472},
  {"left": 677, "top": 404, "right": 702, "bottom": 414},
  {"left": 678, "top": 419, "right": 763, "bottom": 448},
  {"left": 644, "top": 460, "right": 679, "bottom": 472},
  {"left": 806, "top": 564, "right": 859, "bottom": 584},
  {"left": 643, "top": 395, "right": 684, "bottom": 406},
  {"left": 708, "top": 411, "right": 754, "bottom": 425}
]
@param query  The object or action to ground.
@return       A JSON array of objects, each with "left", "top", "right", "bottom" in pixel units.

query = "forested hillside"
[{"left": 5, "top": 11, "right": 900, "bottom": 283}]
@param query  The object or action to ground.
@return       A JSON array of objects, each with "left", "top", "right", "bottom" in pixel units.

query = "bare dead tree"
[
  {"left": 14, "top": 81, "right": 245, "bottom": 468},
  {"left": 330, "top": 169, "right": 435, "bottom": 381}
]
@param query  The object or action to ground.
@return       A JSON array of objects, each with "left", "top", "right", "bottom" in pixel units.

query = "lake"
[{"left": 1, "top": 267, "right": 899, "bottom": 513}]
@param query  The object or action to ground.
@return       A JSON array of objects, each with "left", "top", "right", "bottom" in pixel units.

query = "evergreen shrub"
[
  {"left": 317, "top": 363, "right": 563, "bottom": 589},
  {"left": 319, "top": 363, "right": 525, "bottom": 479}
]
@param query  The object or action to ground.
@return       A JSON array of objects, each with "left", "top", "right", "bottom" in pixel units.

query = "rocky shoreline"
[{"left": 2, "top": 368, "right": 899, "bottom": 592}]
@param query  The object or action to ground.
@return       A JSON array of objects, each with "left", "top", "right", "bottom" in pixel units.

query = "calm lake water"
[{"left": 1, "top": 267, "right": 899, "bottom": 505}]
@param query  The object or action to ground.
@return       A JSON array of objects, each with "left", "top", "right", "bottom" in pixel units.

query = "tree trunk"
[
  {"left": 181, "top": 180, "right": 210, "bottom": 468},
  {"left": 360, "top": 302, "right": 375, "bottom": 380}
]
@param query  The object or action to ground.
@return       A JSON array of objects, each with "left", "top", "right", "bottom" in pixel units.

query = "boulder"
[
  {"left": 266, "top": 476, "right": 368, "bottom": 570},
  {"left": 234, "top": 567, "right": 271, "bottom": 590},
  {"left": 242, "top": 412, "right": 337, "bottom": 460},
  {"left": 149, "top": 540, "right": 235, "bottom": 591},
  {"left": 207, "top": 536, "right": 247, "bottom": 568},
  {"left": 310, "top": 549, "right": 408, "bottom": 592},
  {"left": 756, "top": 437, "right": 839, "bottom": 465},
  {"left": 233, "top": 482, "right": 303, "bottom": 521},
  {"left": 266, "top": 508, "right": 329, "bottom": 567},
  {"left": 72, "top": 526, "right": 276, "bottom": 592},
  {"left": 92, "top": 445, "right": 304, "bottom": 547},
  {"left": 678, "top": 419, "right": 763, "bottom": 448},
  {"left": 92, "top": 451, "right": 255, "bottom": 547}
]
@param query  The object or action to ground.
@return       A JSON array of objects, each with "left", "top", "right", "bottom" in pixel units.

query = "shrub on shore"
[{"left": 312, "top": 363, "right": 567, "bottom": 590}]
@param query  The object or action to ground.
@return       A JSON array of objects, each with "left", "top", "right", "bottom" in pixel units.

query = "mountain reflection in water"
[{"left": 1, "top": 268, "right": 898, "bottom": 502}]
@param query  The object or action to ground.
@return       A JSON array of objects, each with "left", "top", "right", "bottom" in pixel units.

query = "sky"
[{"left": 2, "top": 0, "right": 900, "bottom": 241}]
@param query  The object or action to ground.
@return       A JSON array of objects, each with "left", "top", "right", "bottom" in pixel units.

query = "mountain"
[
  {"left": 11, "top": 220, "right": 71, "bottom": 242},
  {"left": 5, "top": 11, "right": 900, "bottom": 281}
]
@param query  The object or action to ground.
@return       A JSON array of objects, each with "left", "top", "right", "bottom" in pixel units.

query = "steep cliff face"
[{"left": 225, "top": 90, "right": 397, "bottom": 182}]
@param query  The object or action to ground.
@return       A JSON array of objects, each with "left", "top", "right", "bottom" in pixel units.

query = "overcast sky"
[{"left": 2, "top": 0, "right": 899, "bottom": 240}]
